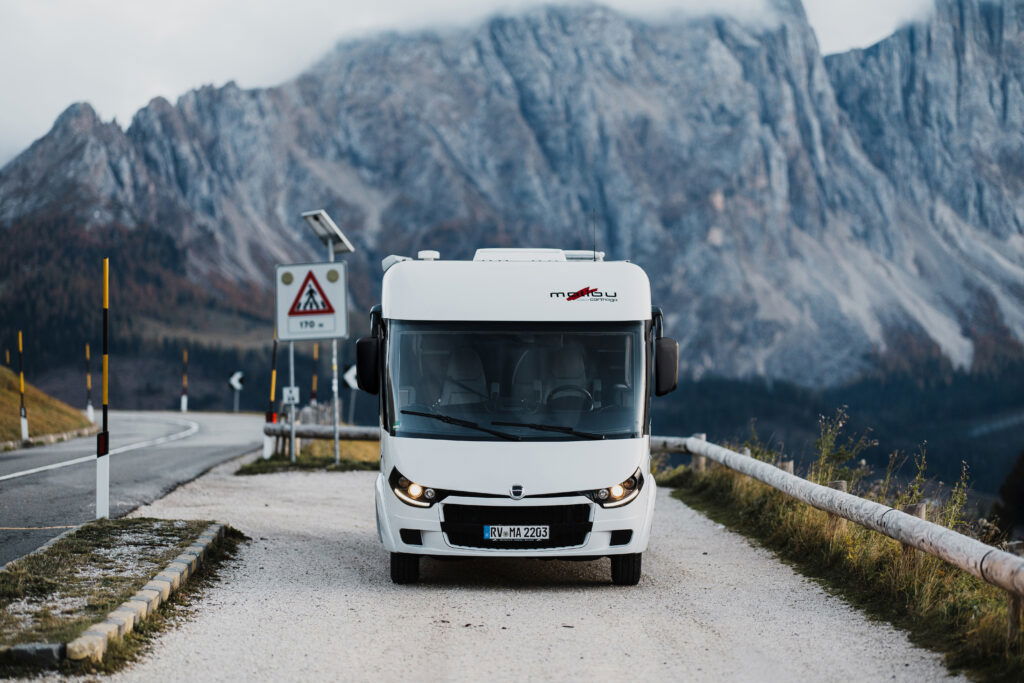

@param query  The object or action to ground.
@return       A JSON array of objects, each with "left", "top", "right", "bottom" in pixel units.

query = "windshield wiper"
[
  {"left": 400, "top": 410, "right": 520, "bottom": 441},
  {"left": 491, "top": 421, "right": 605, "bottom": 440}
]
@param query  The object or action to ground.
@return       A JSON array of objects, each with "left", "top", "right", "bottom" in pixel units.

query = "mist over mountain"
[{"left": 3, "top": 0, "right": 1022, "bottom": 390}]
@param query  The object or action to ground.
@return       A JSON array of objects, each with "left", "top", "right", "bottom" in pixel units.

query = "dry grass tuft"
[
  {"left": 235, "top": 437, "right": 379, "bottom": 475},
  {"left": 0, "top": 366, "right": 91, "bottom": 442}
]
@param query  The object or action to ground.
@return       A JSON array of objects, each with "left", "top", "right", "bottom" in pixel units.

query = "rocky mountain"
[{"left": 1, "top": 0, "right": 1023, "bottom": 389}]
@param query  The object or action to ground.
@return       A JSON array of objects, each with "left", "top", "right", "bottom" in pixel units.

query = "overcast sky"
[{"left": 0, "top": 0, "right": 934, "bottom": 164}]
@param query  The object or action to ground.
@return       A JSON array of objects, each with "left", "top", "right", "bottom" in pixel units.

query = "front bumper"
[{"left": 374, "top": 473, "right": 656, "bottom": 558}]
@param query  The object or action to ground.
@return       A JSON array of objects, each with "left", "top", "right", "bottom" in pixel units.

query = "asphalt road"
[
  {"left": 119, "top": 460, "right": 959, "bottom": 682},
  {"left": 0, "top": 411, "right": 262, "bottom": 566}
]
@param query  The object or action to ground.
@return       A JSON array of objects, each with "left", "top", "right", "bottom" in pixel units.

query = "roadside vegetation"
[
  {"left": 0, "top": 366, "right": 91, "bottom": 443},
  {"left": 0, "top": 518, "right": 208, "bottom": 650},
  {"left": 657, "top": 409, "right": 1023, "bottom": 683},
  {"left": 235, "top": 437, "right": 379, "bottom": 475}
]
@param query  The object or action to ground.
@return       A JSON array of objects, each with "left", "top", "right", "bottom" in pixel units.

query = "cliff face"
[{"left": 2, "top": 0, "right": 1023, "bottom": 387}]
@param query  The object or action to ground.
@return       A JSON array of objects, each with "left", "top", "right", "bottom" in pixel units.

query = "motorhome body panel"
[
  {"left": 382, "top": 260, "right": 652, "bottom": 322},
  {"left": 385, "top": 433, "right": 649, "bottom": 496}
]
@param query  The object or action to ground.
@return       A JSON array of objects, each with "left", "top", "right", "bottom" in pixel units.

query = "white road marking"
[{"left": 0, "top": 418, "right": 200, "bottom": 483}]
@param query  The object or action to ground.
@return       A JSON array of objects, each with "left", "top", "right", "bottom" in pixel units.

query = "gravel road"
[{"left": 117, "top": 455, "right": 960, "bottom": 682}]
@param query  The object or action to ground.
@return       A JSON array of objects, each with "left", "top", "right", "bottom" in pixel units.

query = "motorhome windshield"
[{"left": 385, "top": 321, "right": 645, "bottom": 441}]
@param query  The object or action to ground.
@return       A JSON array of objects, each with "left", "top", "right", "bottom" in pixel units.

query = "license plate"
[{"left": 484, "top": 525, "right": 550, "bottom": 541}]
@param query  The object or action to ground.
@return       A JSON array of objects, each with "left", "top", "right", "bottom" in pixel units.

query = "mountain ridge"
[{"left": 2, "top": 0, "right": 1023, "bottom": 389}]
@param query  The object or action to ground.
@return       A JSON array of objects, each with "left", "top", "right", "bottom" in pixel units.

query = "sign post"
[
  {"left": 17, "top": 331, "right": 28, "bottom": 442},
  {"left": 289, "top": 342, "right": 296, "bottom": 461},
  {"left": 344, "top": 363, "right": 358, "bottom": 426},
  {"left": 276, "top": 260, "right": 349, "bottom": 464},
  {"left": 300, "top": 209, "right": 355, "bottom": 466},
  {"left": 229, "top": 371, "right": 244, "bottom": 412},
  {"left": 96, "top": 258, "right": 110, "bottom": 519}
]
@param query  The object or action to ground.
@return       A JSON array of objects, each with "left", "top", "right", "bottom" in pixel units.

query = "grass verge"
[
  {"left": 658, "top": 411, "right": 1023, "bottom": 683},
  {"left": 0, "top": 518, "right": 208, "bottom": 649},
  {"left": 0, "top": 366, "right": 91, "bottom": 443},
  {"left": 236, "top": 437, "right": 379, "bottom": 475},
  {"left": 0, "top": 524, "right": 246, "bottom": 676}
]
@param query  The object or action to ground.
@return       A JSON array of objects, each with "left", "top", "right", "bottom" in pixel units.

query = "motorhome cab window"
[{"left": 385, "top": 321, "right": 644, "bottom": 441}]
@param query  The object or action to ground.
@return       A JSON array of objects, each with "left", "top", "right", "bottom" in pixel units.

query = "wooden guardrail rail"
[
  {"left": 261, "top": 422, "right": 1022, "bottom": 640},
  {"left": 650, "top": 434, "right": 1024, "bottom": 642}
]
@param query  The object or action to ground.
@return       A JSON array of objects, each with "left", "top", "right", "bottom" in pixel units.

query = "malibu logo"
[{"left": 550, "top": 286, "right": 618, "bottom": 302}]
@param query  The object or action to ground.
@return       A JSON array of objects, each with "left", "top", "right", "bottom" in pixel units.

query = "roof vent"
[
  {"left": 382, "top": 254, "right": 411, "bottom": 272},
  {"left": 473, "top": 248, "right": 566, "bottom": 262},
  {"left": 563, "top": 250, "right": 605, "bottom": 262},
  {"left": 417, "top": 250, "right": 440, "bottom": 261}
]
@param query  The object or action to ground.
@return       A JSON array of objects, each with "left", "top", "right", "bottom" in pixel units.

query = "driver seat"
[
  {"left": 546, "top": 345, "right": 588, "bottom": 402},
  {"left": 439, "top": 347, "right": 487, "bottom": 406}
]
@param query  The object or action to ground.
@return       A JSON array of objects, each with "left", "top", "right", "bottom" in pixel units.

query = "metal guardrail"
[
  {"left": 262, "top": 422, "right": 1022, "bottom": 639},
  {"left": 650, "top": 434, "right": 1024, "bottom": 641},
  {"left": 263, "top": 423, "right": 380, "bottom": 441}
]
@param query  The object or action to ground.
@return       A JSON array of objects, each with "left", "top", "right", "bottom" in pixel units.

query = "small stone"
[
  {"left": 67, "top": 634, "right": 106, "bottom": 662},
  {"left": 85, "top": 621, "right": 120, "bottom": 641},
  {"left": 143, "top": 579, "right": 172, "bottom": 601},
  {"left": 155, "top": 571, "right": 181, "bottom": 591},
  {"left": 131, "top": 589, "right": 161, "bottom": 615}
]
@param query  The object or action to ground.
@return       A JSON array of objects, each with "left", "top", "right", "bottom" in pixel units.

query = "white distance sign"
[{"left": 276, "top": 262, "right": 348, "bottom": 341}]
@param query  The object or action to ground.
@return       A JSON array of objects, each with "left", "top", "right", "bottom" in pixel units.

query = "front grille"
[{"left": 441, "top": 503, "right": 592, "bottom": 549}]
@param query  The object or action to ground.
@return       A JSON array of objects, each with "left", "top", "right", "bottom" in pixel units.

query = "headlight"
[
  {"left": 389, "top": 468, "right": 445, "bottom": 507},
  {"left": 590, "top": 468, "right": 644, "bottom": 508}
]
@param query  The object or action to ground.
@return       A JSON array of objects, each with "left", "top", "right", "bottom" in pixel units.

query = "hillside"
[{"left": 0, "top": 366, "right": 91, "bottom": 443}]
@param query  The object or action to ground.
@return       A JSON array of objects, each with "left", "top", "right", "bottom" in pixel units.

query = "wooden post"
[
  {"left": 827, "top": 481, "right": 848, "bottom": 536},
  {"left": 692, "top": 433, "right": 707, "bottom": 473},
  {"left": 901, "top": 502, "right": 927, "bottom": 558},
  {"left": 1009, "top": 593, "right": 1021, "bottom": 651},
  {"left": 779, "top": 460, "right": 795, "bottom": 475}
]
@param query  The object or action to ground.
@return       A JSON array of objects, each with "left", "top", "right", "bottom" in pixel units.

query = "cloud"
[
  {"left": 0, "top": 0, "right": 931, "bottom": 164},
  {"left": 803, "top": 0, "right": 934, "bottom": 54}
]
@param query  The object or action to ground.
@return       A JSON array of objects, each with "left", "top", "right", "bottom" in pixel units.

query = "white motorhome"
[{"left": 355, "top": 248, "right": 678, "bottom": 585}]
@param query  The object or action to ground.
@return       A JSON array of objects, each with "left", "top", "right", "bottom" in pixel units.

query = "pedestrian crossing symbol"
[
  {"left": 288, "top": 272, "right": 335, "bottom": 316},
  {"left": 276, "top": 262, "right": 348, "bottom": 341}
]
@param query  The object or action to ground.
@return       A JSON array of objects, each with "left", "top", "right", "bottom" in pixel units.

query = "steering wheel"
[{"left": 545, "top": 385, "right": 594, "bottom": 411}]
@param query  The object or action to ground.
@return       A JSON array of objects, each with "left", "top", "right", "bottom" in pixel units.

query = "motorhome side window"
[{"left": 385, "top": 321, "right": 645, "bottom": 441}]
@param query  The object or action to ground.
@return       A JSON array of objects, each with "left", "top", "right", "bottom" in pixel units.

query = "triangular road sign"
[{"left": 288, "top": 271, "right": 336, "bottom": 316}]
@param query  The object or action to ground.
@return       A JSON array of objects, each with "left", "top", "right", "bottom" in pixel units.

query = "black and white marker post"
[
  {"left": 180, "top": 349, "right": 188, "bottom": 413},
  {"left": 85, "top": 342, "right": 94, "bottom": 423},
  {"left": 263, "top": 336, "right": 279, "bottom": 459},
  {"left": 310, "top": 342, "right": 319, "bottom": 406},
  {"left": 17, "top": 330, "right": 28, "bottom": 442},
  {"left": 96, "top": 257, "right": 110, "bottom": 519}
]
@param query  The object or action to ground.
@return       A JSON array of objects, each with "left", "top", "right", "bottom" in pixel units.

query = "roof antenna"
[{"left": 591, "top": 209, "right": 597, "bottom": 261}]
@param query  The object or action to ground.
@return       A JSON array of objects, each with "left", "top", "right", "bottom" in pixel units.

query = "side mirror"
[
  {"left": 654, "top": 337, "right": 679, "bottom": 396},
  {"left": 356, "top": 337, "right": 380, "bottom": 395}
]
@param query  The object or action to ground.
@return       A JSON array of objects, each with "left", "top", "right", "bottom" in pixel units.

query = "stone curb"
[
  {"left": 0, "top": 423, "right": 100, "bottom": 452},
  {"left": 3, "top": 523, "right": 225, "bottom": 667}
]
